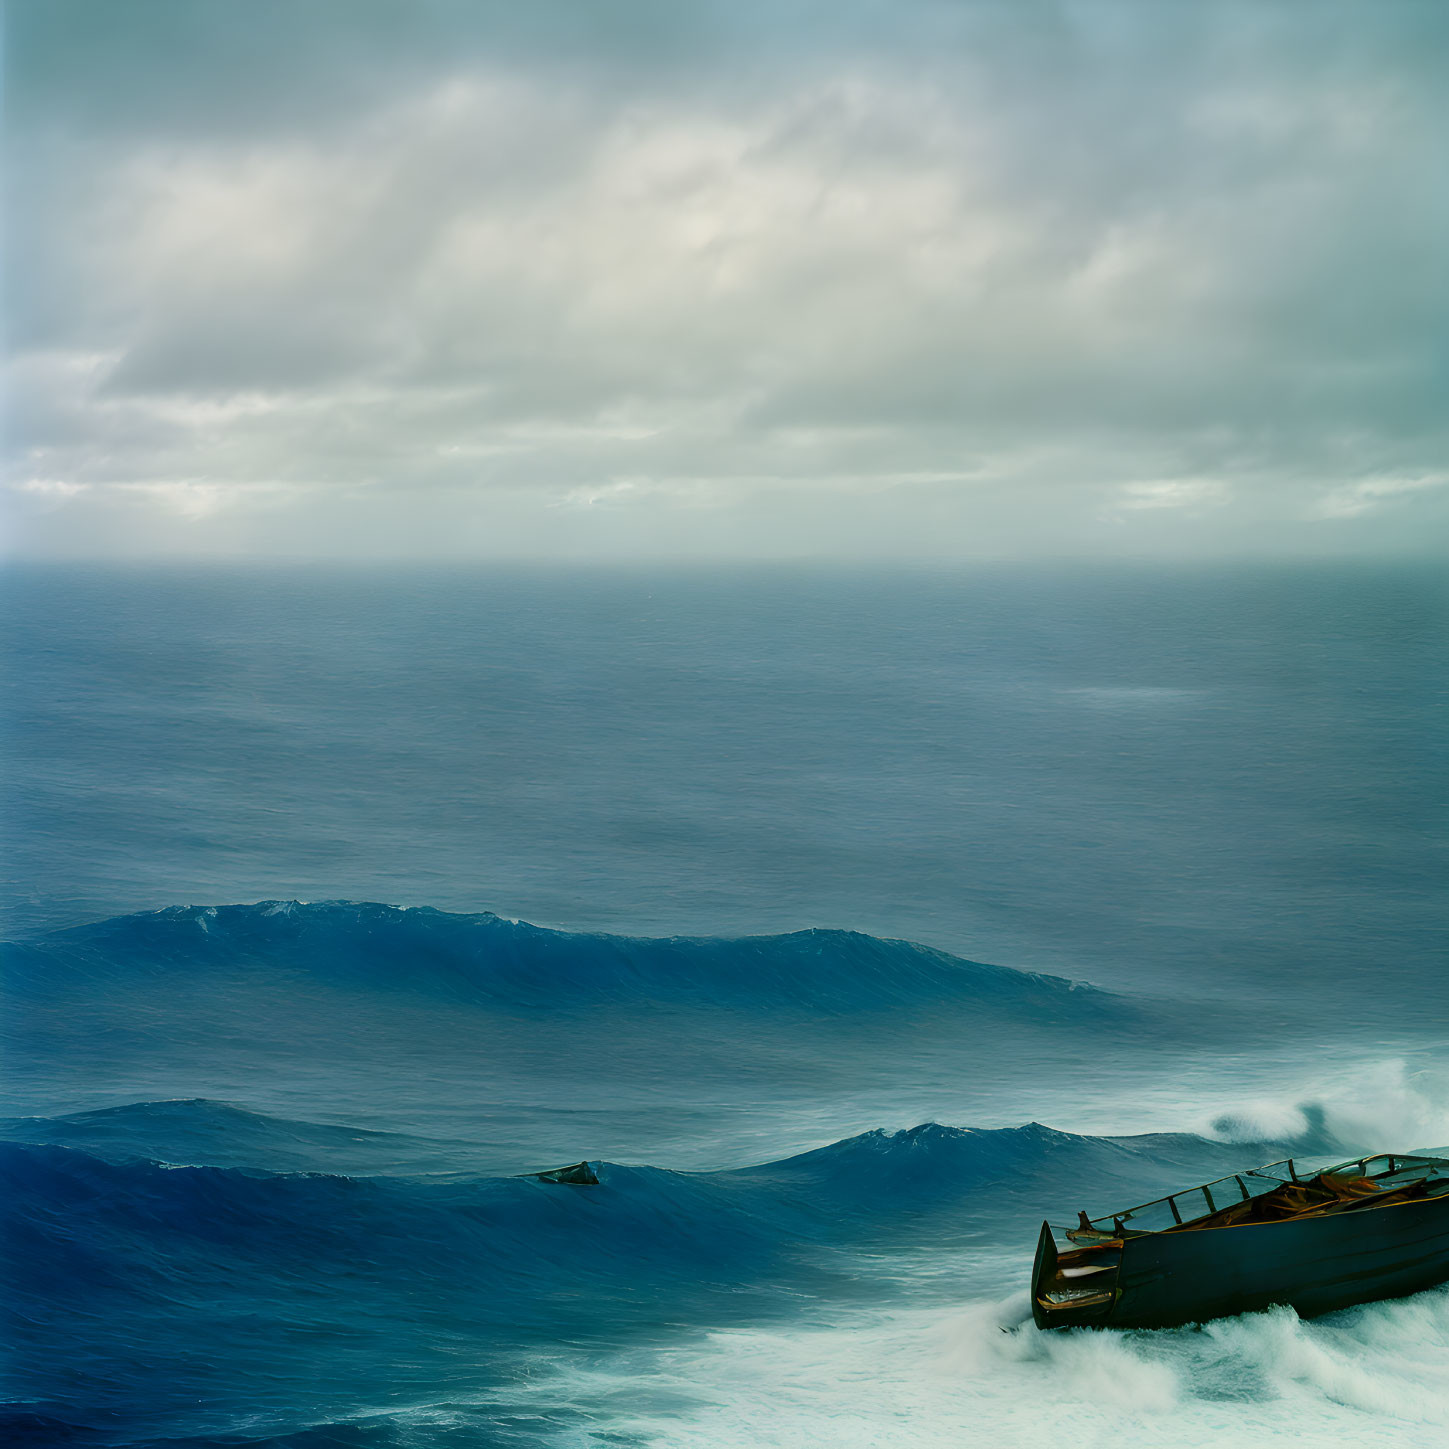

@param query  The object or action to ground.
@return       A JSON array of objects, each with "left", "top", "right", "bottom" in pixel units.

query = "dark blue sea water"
[{"left": 3, "top": 562, "right": 1447, "bottom": 1446}]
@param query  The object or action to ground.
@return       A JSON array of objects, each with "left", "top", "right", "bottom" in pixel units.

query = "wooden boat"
[{"left": 1032, "top": 1151, "right": 1449, "bottom": 1330}]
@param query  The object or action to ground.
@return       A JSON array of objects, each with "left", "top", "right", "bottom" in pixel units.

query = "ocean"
[{"left": 3, "top": 560, "right": 1447, "bottom": 1447}]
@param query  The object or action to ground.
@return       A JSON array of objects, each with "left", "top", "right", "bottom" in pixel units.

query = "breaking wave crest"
[
  {"left": 1207, "top": 1058, "right": 1449, "bottom": 1160},
  {"left": 6, "top": 903, "right": 1449, "bottom": 1446},
  {"left": 5, "top": 1096, "right": 1413, "bottom": 1446}
]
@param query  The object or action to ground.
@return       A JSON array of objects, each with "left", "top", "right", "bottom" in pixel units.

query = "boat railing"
[{"left": 1075, "top": 1153, "right": 1442, "bottom": 1237}]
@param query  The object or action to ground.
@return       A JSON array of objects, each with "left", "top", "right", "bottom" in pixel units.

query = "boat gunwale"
[
  {"left": 1145, "top": 1179, "right": 1449, "bottom": 1234},
  {"left": 1071, "top": 1152, "right": 1449, "bottom": 1240}
]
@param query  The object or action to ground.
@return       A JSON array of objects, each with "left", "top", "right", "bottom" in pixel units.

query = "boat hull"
[{"left": 1035, "top": 1192, "right": 1449, "bottom": 1330}]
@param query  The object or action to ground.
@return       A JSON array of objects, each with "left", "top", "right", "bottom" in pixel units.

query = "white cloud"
[
  {"left": 5, "top": 3, "right": 1447, "bottom": 558},
  {"left": 1115, "top": 479, "right": 1231, "bottom": 511},
  {"left": 12, "top": 478, "right": 90, "bottom": 498},
  {"left": 1315, "top": 474, "right": 1449, "bottom": 520}
]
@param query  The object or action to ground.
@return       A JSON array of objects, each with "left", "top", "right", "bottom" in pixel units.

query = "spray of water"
[
  {"left": 1207, "top": 1057, "right": 1449, "bottom": 1156},
  {"left": 498, "top": 1283, "right": 1449, "bottom": 1448}
]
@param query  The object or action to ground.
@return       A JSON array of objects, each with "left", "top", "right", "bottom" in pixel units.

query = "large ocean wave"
[
  {"left": 0, "top": 1099, "right": 1439, "bottom": 1448},
  {"left": 2, "top": 900, "right": 1116, "bottom": 1016},
  {"left": 6, "top": 902, "right": 1449, "bottom": 1446}
]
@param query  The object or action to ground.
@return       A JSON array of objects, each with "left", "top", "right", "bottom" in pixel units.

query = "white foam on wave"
[
  {"left": 504, "top": 1285, "right": 1449, "bottom": 1448},
  {"left": 1207, "top": 1056, "right": 1449, "bottom": 1156},
  {"left": 1204, "top": 1290, "right": 1449, "bottom": 1423}
]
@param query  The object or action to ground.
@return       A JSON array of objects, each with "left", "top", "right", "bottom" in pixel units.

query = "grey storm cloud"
[{"left": 4, "top": 0, "right": 1447, "bottom": 558}]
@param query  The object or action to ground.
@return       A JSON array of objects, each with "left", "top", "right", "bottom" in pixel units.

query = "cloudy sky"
[{"left": 5, "top": 0, "right": 1447, "bottom": 559}]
